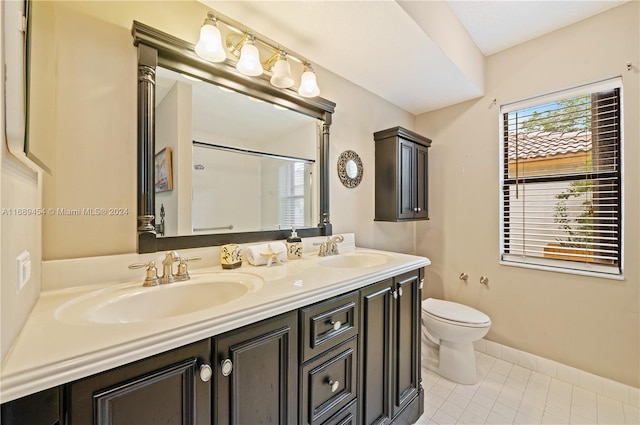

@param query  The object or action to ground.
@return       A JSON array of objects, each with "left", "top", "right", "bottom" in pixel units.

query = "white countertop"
[{"left": 0, "top": 246, "right": 429, "bottom": 403}]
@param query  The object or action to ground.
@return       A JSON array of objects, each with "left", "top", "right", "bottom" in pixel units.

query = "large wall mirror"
[{"left": 132, "top": 21, "right": 335, "bottom": 253}]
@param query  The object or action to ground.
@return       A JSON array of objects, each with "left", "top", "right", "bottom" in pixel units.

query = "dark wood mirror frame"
[{"left": 131, "top": 21, "right": 336, "bottom": 254}]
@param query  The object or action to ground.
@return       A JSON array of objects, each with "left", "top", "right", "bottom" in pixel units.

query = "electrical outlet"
[{"left": 16, "top": 251, "right": 31, "bottom": 292}]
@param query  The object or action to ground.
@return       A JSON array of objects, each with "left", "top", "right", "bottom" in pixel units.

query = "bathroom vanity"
[{"left": 1, "top": 245, "right": 430, "bottom": 425}]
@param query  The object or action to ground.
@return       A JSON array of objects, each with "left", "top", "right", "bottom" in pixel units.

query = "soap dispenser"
[{"left": 286, "top": 227, "right": 302, "bottom": 260}]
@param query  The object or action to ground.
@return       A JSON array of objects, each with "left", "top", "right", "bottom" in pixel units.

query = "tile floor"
[{"left": 415, "top": 352, "right": 640, "bottom": 425}]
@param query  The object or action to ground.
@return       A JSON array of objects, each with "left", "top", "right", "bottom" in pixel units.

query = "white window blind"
[
  {"left": 279, "top": 161, "right": 308, "bottom": 228},
  {"left": 500, "top": 78, "right": 622, "bottom": 276}
]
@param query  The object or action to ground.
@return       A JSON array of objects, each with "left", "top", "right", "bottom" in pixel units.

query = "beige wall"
[{"left": 415, "top": 2, "right": 639, "bottom": 387}]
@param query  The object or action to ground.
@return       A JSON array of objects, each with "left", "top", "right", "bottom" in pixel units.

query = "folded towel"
[{"left": 245, "top": 242, "right": 287, "bottom": 266}]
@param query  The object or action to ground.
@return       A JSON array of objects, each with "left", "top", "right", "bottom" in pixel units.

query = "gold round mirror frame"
[{"left": 337, "top": 150, "right": 363, "bottom": 188}]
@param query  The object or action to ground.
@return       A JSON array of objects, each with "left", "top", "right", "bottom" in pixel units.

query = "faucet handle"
[
  {"left": 175, "top": 257, "right": 202, "bottom": 281},
  {"left": 313, "top": 241, "right": 328, "bottom": 257},
  {"left": 128, "top": 261, "right": 160, "bottom": 287}
]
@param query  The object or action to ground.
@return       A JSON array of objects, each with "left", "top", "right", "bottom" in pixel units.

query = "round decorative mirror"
[{"left": 337, "top": 150, "right": 363, "bottom": 188}]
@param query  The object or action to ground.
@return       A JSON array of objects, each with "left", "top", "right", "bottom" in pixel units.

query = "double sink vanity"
[{"left": 1, "top": 236, "right": 430, "bottom": 425}]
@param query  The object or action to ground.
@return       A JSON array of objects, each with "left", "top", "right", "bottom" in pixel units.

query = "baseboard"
[{"left": 473, "top": 338, "right": 639, "bottom": 408}]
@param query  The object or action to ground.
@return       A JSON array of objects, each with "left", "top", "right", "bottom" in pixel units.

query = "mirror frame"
[
  {"left": 337, "top": 150, "right": 363, "bottom": 188},
  {"left": 132, "top": 21, "right": 336, "bottom": 253}
]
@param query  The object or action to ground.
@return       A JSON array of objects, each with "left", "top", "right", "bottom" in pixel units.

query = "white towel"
[{"left": 245, "top": 242, "right": 287, "bottom": 266}]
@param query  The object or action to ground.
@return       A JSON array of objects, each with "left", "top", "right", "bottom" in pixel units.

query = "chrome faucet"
[
  {"left": 129, "top": 251, "right": 200, "bottom": 286},
  {"left": 315, "top": 235, "right": 344, "bottom": 257}
]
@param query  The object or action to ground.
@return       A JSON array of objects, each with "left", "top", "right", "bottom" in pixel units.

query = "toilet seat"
[{"left": 422, "top": 298, "right": 491, "bottom": 327}]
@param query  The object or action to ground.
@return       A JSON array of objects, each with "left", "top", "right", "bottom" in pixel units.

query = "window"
[
  {"left": 500, "top": 78, "right": 622, "bottom": 276},
  {"left": 278, "top": 161, "right": 311, "bottom": 228}
]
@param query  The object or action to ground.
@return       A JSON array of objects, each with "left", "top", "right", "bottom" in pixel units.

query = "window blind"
[
  {"left": 279, "top": 161, "right": 309, "bottom": 228},
  {"left": 500, "top": 78, "right": 622, "bottom": 275}
]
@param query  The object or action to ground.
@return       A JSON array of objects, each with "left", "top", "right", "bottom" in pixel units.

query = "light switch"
[{"left": 16, "top": 251, "right": 31, "bottom": 291}]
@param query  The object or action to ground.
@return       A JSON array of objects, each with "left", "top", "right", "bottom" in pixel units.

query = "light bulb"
[
  {"left": 195, "top": 21, "right": 226, "bottom": 63},
  {"left": 297, "top": 66, "right": 320, "bottom": 97},
  {"left": 270, "top": 56, "right": 294, "bottom": 88},
  {"left": 236, "top": 39, "right": 262, "bottom": 76}
]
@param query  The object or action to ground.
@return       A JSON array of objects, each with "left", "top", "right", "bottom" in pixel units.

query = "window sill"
[{"left": 499, "top": 258, "right": 624, "bottom": 281}]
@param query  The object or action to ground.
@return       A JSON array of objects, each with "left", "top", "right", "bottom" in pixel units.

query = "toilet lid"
[{"left": 422, "top": 298, "right": 490, "bottom": 325}]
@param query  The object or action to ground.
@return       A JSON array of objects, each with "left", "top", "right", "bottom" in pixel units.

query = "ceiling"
[{"left": 202, "top": 1, "right": 627, "bottom": 115}]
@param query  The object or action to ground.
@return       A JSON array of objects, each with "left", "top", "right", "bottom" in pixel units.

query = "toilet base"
[{"left": 423, "top": 339, "right": 478, "bottom": 385}]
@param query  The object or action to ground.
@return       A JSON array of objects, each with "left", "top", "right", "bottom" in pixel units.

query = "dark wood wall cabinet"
[
  {"left": 374, "top": 126, "right": 432, "bottom": 221},
  {"left": 1, "top": 268, "right": 424, "bottom": 425}
]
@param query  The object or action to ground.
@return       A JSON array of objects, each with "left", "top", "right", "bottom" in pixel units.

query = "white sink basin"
[
  {"left": 318, "top": 253, "right": 391, "bottom": 268},
  {"left": 55, "top": 272, "right": 263, "bottom": 324}
]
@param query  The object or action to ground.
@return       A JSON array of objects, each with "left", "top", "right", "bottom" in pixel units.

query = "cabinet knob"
[
  {"left": 398, "top": 287, "right": 403, "bottom": 297},
  {"left": 221, "top": 359, "right": 233, "bottom": 377},
  {"left": 328, "top": 380, "right": 340, "bottom": 393},
  {"left": 199, "top": 364, "right": 213, "bottom": 382},
  {"left": 330, "top": 320, "right": 342, "bottom": 331}
]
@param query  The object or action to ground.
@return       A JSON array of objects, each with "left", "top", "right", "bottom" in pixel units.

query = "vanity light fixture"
[
  {"left": 235, "top": 35, "right": 263, "bottom": 76},
  {"left": 194, "top": 12, "right": 226, "bottom": 63},
  {"left": 194, "top": 11, "right": 321, "bottom": 97},
  {"left": 269, "top": 52, "right": 294, "bottom": 89},
  {"left": 298, "top": 63, "right": 321, "bottom": 98}
]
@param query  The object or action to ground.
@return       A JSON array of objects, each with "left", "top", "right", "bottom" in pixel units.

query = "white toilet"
[{"left": 421, "top": 298, "right": 491, "bottom": 384}]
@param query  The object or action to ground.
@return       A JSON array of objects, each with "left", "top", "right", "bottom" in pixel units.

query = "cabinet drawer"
[
  {"left": 300, "top": 291, "right": 359, "bottom": 362},
  {"left": 321, "top": 399, "right": 357, "bottom": 425},
  {"left": 300, "top": 337, "right": 358, "bottom": 425}
]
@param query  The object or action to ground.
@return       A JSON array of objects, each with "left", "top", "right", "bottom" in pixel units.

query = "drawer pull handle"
[
  {"left": 328, "top": 380, "right": 340, "bottom": 393},
  {"left": 199, "top": 364, "right": 213, "bottom": 382},
  {"left": 330, "top": 320, "right": 342, "bottom": 331},
  {"left": 221, "top": 359, "right": 233, "bottom": 377}
]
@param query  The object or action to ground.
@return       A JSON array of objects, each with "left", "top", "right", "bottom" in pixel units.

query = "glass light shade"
[
  {"left": 270, "top": 58, "right": 294, "bottom": 88},
  {"left": 195, "top": 23, "right": 226, "bottom": 62},
  {"left": 297, "top": 69, "right": 320, "bottom": 97},
  {"left": 236, "top": 41, "right": 263, "bottom": 76}
]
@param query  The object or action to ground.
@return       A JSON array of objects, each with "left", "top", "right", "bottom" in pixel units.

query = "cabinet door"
[
  {"left": 66, "top": 340, "right": 211, "bottom": 425},
  {"left": 215, "top": 311, "right": 298, "bottom": 425},
  {"left": 1, "top": 387, "right": 60, "bottom": 425},
  {"left": 359, "top": 279, "right": 394, "bottom": 425},
  {"left": 415, "top": 143, "right": 429, "bottom": 220},
  {"left": 398, "top": 139, "right": 416, "bottom": 220},
  {"left": 392, "top": 270, "right": 422, "bottom": 417},
  {"left": 300, "top": 337, "right": 358, "bottom": 425}
]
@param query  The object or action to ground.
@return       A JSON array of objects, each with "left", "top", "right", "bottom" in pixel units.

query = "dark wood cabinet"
[
  {"left": 2, "top": 268, "right": 424, "bottom": 425},
  {"left": 299, "top": 292, "right": 360, "bottom": 425},
  {"left": 1, "top": 387, "right": 60, "bottom": 425},
  {"left": 300, "top": 337, "right": 358, "bottom": 425},
  {"left": 359, "top": 269, "right": 423, "bottom": 425},
  {"left": 300, "top": 291, "right": 359, "bottom": 362},
  {"left": 359, "top": 279, "right": 394, "bottom": 425},
  {"left": 65, "top": 339, "right": 211, "bottom": 425},
  {"left": 214, "top": 311, "right": 298, "bottom": 425},
  {"left": 392, "top": 270, "right": 423, "bottom": 419},
  {"left": 374, "top": 126, "right": 432, "bottom": 222},
  {"left": 322, "top": 399, "right": 358, "bottom": 425}
]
